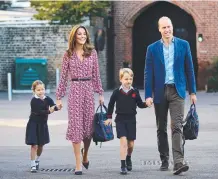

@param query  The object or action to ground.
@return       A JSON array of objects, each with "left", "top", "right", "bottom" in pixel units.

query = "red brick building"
[{"left": 111, "top": 1, "right": 218, "bottom": 90}]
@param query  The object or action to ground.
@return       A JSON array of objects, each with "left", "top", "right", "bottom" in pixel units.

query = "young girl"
[
  {"left": 104, "top": 68, "right": 147, "bottom": 175},
  {"left": 25, "top": 80, "right": 59, "bottom": 173}
]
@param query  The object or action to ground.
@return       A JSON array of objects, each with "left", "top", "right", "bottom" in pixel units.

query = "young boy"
[{"left": 104, "top": 68, "right": 147, "bottom": 175}]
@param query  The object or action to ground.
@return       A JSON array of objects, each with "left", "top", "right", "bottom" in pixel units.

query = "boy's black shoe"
[
  {"left": 173, "top": 163, "right": 189, "bottom": 175},
  {"left": 160, "top": 160, "right": 169, "bottom": 171},
  {"left": 126, "top": 156, "right": 132, "bottom": 171},
  {"left": 120, "top": 167, "right": 127, "bottom": 175},
  {"left": 35, "top": 161, "right": 39, "bottom": 170}
]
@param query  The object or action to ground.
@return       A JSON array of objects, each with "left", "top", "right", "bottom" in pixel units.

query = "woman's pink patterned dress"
[{"left": 56, "top": 49, "right": 103, "bottom": 143}]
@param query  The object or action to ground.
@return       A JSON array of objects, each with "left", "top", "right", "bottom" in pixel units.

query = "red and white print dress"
[{"left": 56, "top": 49, "right": 103, "bottom": 143}]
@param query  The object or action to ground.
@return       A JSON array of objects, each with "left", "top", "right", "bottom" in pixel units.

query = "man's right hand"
[
  {"left": 145, "top": 97, "right": 153, "bottom": 107},
  {"left": 56, "top": 99, "right": 63, "bottom": 110}
]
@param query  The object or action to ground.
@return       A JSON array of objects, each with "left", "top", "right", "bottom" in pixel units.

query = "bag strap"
[
  {"left": 96, "top": 104, "right": 108, "bottom": 113},
  {"left": 181, "top": 104, "right": 197, "bottom": 148},
  {"left": 95, "top": 141, "right": 102, "bottom": 148},
  {"left": 190, "top": 103, "right": 196, "bottom": 109},
  {"left": 182, "top": 104, "right": 196, "bottom": 124}
]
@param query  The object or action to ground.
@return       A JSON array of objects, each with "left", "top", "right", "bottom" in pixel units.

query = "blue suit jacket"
[{"left": 144, "top": 37, "right": 196, "bottom": 103}]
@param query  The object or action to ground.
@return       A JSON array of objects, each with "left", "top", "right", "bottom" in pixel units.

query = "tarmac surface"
[{"left": 0, "top": 91, "right": 218, "bottom": 179}]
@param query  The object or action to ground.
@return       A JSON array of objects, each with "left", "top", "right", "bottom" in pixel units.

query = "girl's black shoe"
[
  {"left": 35, "top": 161, "right": 39, "bottom": 170},
  {"left": 74, "top": 171, "right": 82, "bottom": 175},
  {"left": 30, "top": 166, "right": 37, "bottom": 173}
]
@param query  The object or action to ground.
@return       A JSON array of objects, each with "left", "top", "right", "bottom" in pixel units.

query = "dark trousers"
[{"left": 154, "top": 85, "right": 184, "bottom": 164}]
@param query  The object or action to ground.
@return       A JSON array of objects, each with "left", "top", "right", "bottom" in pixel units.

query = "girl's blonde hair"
[
  {"left": 119, "top": 68, "right": 134, "bottom": 79},
  {"left": 31, "top": 80, "right": 44, "bottom": 91},
  {"left": 66, "top": 25, "right": 94, "bottom": 58}
]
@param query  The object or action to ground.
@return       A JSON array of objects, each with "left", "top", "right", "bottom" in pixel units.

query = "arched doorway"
[{"left": 132, "top": 1, "right": 197, "bottom": 89}]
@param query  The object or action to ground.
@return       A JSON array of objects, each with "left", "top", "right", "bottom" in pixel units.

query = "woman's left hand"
[
  {"left": 99, "top": 95, "right": 104, "bottom": 105},
  {"left": 104, "top": 119, "right": 112, "bottom": 126}
]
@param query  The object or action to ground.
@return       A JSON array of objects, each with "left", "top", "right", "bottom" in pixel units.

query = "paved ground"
[{"left": 0, "top": 91, "right": 218, "bottom": 179}]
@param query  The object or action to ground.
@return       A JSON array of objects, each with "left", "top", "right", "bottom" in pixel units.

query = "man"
[{"left": 144, "top": 16, "right": 197, "bottom": 175}]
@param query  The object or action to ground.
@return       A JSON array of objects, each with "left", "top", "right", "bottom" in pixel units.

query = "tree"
[
  {"left": 31, "top": 1, "right": 110, "bottom": 25},
  {"left": 207, "top": 57, "right": 218, "bottom": 92}
]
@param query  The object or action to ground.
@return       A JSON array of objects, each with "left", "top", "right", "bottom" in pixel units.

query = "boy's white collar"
[
  {"left": 119, "top": 85, "right": 133, "bottom": 90},
  {"left": 34, "top": 94, "right": 46, "bottom": 99}
]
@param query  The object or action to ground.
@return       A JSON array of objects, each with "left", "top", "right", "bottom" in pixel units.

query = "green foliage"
[
  {"left": 207, "top": 57, "right": 218, "bottom": 92},
  {"left": 31, "top": 1, "right": 110, "bottom": 25}
]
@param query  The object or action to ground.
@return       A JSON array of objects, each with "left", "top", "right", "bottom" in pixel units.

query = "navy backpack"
[
  {"left": 93, "top": 105, "right": 114, "bottom": 146},
  {"left": 183, "top": 104, "right": 199, "bottom": 140}
]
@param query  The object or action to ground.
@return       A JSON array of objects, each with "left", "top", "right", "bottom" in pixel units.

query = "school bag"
[
  {"left": 93, "top": 104, "right": 114, "bottom": 146},
  {"left": 183, "top": 104, "right": 199, "bottom": 140}
]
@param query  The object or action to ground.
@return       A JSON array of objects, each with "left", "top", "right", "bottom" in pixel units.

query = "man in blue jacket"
[{"left": 145, "top": 16, "right": 197, "bottom": 175}]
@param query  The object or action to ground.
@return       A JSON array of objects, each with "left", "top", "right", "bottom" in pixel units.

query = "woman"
[{"left": 56, "top": 25, "right": 104, "bottom": 175}]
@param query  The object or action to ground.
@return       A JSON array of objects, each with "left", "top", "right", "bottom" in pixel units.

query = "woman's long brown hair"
[{"left": 66, "top": 25, "right": 94, "bottom": 58}]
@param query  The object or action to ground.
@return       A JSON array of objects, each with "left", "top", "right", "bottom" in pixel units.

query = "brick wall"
[
  {"left": 0, "top": 25, "right": 107, "bottom": 91},
  {"left": 113, "top": 1, "right": 218, "bottom": 90}
]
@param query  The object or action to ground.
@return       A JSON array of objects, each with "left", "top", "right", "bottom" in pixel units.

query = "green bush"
[{"left": 207, "top": 57, "right": 218, "bottom": 92}]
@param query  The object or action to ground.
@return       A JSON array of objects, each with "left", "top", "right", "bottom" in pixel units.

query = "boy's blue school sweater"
[{"left": 107, "top": 88, "right": 147, "bottom": 121}]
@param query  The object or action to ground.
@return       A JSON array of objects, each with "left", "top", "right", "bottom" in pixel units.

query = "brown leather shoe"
[
  {"left": 160, "top": 160, "right": 169, "bottom": 171},
  {"left": 173, "top": 163, "right": 189, "bottom": 175}
]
